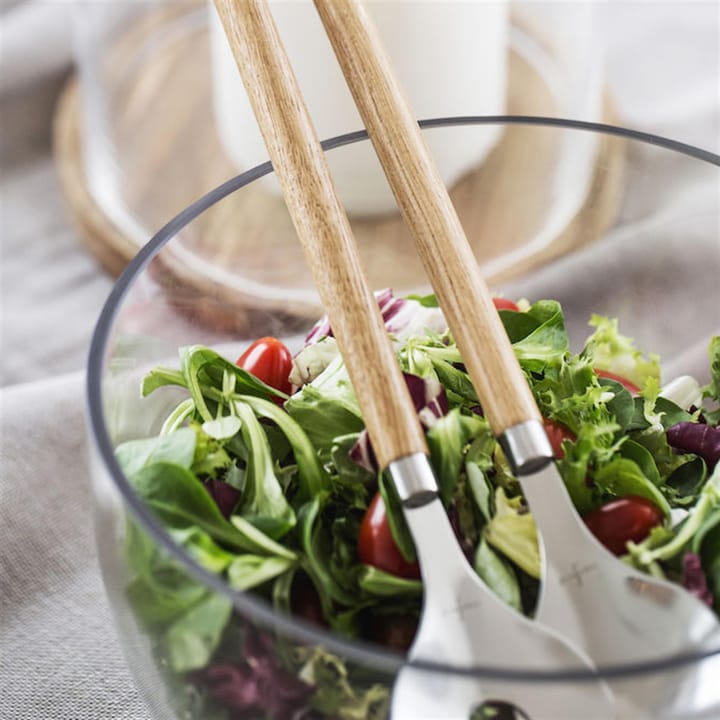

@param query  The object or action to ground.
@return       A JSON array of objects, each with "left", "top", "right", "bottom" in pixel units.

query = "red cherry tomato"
[
  {"left": 542, "top": 418, "right": 575, "bottom": 459},
  {"left": 594, "top": 368, "right": 640, "bottom": 395},
  {"left": 583, "top": 495, "right": 663, "bottom": 556},
  {"left": 358, "top": 492, "right": 420, "bottom": 579},
  {"left": 236, "top": 337, "right": 293, "bottom": 397},
  {"left": 492, "top": 297, "right": 520, "bottom": 312}
]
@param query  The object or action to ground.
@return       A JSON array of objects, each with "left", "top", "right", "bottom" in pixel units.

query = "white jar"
[{"left": 209, "top": 0, "right": 509, "bottom": 216}]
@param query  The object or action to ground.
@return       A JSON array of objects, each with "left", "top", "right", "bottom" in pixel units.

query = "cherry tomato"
[
  {"left": 236, "top": 337, "right": 293, "bottom": 397},
  {"left": 358, "top": 492, "right": 420, "bottom": 579},
  {"left": 542, "top": 418, "right": 575, "bottom": 459},
  {"left": 594, "top": 368, "right": 640, "bottom": 395},
  {"left": 583, "top": 495, "right": 663, "bottom": 556},
  {"left": 492, "top": 297, "right": 520, "bottom": 312}
]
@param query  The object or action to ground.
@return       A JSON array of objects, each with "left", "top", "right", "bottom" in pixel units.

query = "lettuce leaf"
[
  {"left": 512, "top": 301, "right": 569, "bottom": 373},
  {"left": 703, "top": 336, "right": 720, "bottom": 424},
  {"left": 129, "top": 462, "right": 260, "bottom": 552},
  {"left": 378, "top": 472, "right": 417, "bottom": 564},
  {"left": 356, "top": 566, "right": 422, "bottom": 597},
  {"left": 533, "top": 359, "right": 617, "bottom": 435},
  {"left": 592, "top": 457, "right": 672, "bottom": 518},
  {"left": 426, "top": 409, "right": 489, "bottom": 503},
  {"left": 227, "top": 555, "right": 297, "bottom": 592},
  {"left": 116, "top": 427, "right": 196, "bottom": 478},
  {"left": 240, "top": 394, "right": 331, "bottom": 502},
  {"left": 165, "top": 593, "right": 233, "bottom": 672},
  {"left": 483, "top": 488, "right": 541, "bottom": 579},
  {"left": 474, "top": 538, "right": 522, "bottom": 611},
  {"left": 582, "top": 315, "right": 660, "bottom": 390},
  {"left": 178, "top": 345, "right": 287, "bottom": 421},
  {"left": 285, "top": 381, "right": 365, "bottom": 452},
  {"left": 232, "top": 402, "right": 296, "bottom": 539},
  {"left": 296, "top": 647, "right": 390, "bottom": 720}
]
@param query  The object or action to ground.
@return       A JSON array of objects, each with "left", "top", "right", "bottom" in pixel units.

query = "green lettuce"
[
  {"left": 703, "top": 336, "right": 720, "bottom": 424},
  {"left": 286, "top": 385, "right": 364, "bottom": 456},
  {"left": 511, "top": 300, "right": 569, "bottom": 372},
  {"left": 484, "top": 488, "right": 541, "bottom": 579},
  {"left": 582, "top": 314, "right": 660, "bottom": 390},
  {"left": 233, "top": 401, "right": 296, "bottom": 539}
]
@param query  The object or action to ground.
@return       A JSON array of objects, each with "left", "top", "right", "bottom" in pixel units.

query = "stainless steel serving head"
[
  {"left": 388, "top": 454, "right": 616, "bottom": 720},
  {"left": 503, "top": 420, "right": 720, "bottom": 717}
]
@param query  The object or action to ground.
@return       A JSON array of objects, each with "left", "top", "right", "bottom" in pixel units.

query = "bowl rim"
[{"left": 87, "top": 115, "right": 720, "bottom": 682}]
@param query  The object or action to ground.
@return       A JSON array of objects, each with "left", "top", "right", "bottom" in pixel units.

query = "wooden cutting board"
[{"left": 53, "top": 7, "right": 625, "bottom": 333}]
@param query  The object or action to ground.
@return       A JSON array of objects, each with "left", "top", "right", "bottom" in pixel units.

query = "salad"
[{"left": 116, "top": 290, "right": 720, "bottom": 720}]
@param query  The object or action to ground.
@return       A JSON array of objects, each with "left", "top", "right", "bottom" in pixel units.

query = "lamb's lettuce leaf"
[
  {"left": 474, "top": 538, "right": 522, "bottom": 611},
  {"left": 233, "top": 401, "right": 295, "bottom": 539},
  {"left": 356, "top": 566, "right": 422, "bottom": 597},
  {"left": 240, "top": 394, "right": 331, "bottom": 501},
  {"left": 378, "top": 472, "right": 416, "bottom": 564},
  {"left": 227, "top": 555, "right": 297, "bottom": 592},
  {"left": 165, "top": 593, "right": 233, "bottom": 672},
  {"left": 426, "top": 410, "right": 488, "bottom": 504},
  {"left": 115, "top": 427, "right": 196, "bottom": 478},
  {"left": 129, "top": 462, "right": 253, "bottom": 552}
]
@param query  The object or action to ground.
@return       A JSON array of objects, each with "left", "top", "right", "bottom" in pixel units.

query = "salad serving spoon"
[
  {"left": 310, "top": 0, "right": 720, "bottom": 716},
  {"left": 212, "top": 1, "right": 616, "bottom": 718}
]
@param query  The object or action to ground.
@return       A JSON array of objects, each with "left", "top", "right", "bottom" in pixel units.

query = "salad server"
[
  {"left": 311, "top": 0, "right": 720, "bottom": 715},
  {"left": 212, "top": 0, "right": 615, "bottom": 718}
]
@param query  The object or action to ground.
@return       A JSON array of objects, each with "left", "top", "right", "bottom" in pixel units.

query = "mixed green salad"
[{"left": 117, "top": 290, "right": 720, "bottom": 720}]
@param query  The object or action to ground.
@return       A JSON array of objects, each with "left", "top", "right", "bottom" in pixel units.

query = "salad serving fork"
[
  {"left": 309, "top": 0, "right": 720, "bottom": 716},
  {"left": 213, "top": 0, "right": 616, "bottom": 718}
]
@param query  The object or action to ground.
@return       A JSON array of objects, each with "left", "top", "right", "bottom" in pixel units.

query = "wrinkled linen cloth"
[{"left": 0, "top": 2, "right": 718, "bottom": 719}]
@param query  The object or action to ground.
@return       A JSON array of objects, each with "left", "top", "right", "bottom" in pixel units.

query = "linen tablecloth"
[{"left": 1, "top": 2, "right": 718, "bottom": 719}]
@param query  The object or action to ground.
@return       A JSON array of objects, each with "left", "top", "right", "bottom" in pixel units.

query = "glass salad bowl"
[{"left": 87, "top": 118, "right": 720, "bottom": 720}]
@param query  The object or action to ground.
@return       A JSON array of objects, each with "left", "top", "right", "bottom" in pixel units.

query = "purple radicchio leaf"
[
  {"left": 304, "top": 288, "right": 410, "bottom": 347},
  {"left": 349, "top": 372, "right": 448, "bottom": 474},
  {"left": 204, "top": 480, "right": 241, "bottom": 520},
  {"left": 375, "top": 288, "right": 409, "bottom": 333},
  {"left": 682, "top": 552, "right": 714, "bottom": 607},
  {"left": 197, "top": 627, "right": 314, "bottom": 720},
  {"left": 349, "top": 431, "right": 378, "bottom": 475},
  {"left": 667, "top": 422, "right": 720, "bottom": 469},
  {"left": 304, "top": 314, "right": 333, "bottom": 347},
  {"left": 404, "top": 373, "right": 448, "bottom": 427}
]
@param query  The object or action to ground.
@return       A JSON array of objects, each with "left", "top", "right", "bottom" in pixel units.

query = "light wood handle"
[
  {"left": 212, "top": 0, "right": 428, "bottom": 468},
  {"left": 313, "top": 0, "right": 541, "bottom": 434}
]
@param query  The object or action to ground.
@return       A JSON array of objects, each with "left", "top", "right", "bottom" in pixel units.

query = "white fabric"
[
  {"left": 0, "top": 374, "right": 147, "bottom": 719},
  {"left": 0, "top": 2, "right": 718, "bottom": 720}
]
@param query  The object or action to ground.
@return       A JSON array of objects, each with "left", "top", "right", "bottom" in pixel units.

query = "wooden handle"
[
  {"left": 313, "top": 0, "right": 541, "bottom": 434},
  {"left": 212, "top": 0, "right": 427, "bottom": 468}
]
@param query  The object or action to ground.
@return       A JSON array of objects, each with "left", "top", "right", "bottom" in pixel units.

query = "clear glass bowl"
[{"left": 87, "top": 118, "right": 720, "bottom": 720}]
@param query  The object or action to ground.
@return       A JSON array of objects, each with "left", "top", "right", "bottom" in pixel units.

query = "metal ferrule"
[
  {"left": 499, "top": 419, "right": 554, "bottom": 476},
  {"left": 388, "top": 453, "right": 439, "bottom": 508}
]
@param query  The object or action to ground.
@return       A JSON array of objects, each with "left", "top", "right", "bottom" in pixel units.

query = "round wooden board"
[{"left": 53, "top": 8, "right": 626, "bottom": 330}]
